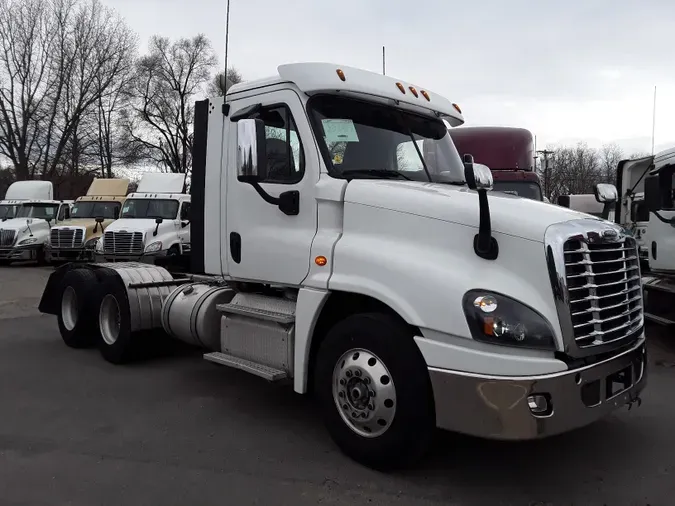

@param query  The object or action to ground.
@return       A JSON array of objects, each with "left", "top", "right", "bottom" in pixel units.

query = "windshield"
[
  {"left": 307, "top": 95, "right": 465, "bottom": 183},
  {"left": 16, "top": 203, "right": 59, "bottom": 219},
  {"left": 492, "top": 181, "right": 542, "bottom": 201},
  {"left": 0, "top": 204, "right": 18, "bottom": 219},
  {"left": 121, "top": 199, "right": 179, "bottom": 219},
  {"left": 71, "top": 201, "right": 121, "bottom": 219}
]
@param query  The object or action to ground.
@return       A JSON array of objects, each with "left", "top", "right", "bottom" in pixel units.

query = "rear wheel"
[
  {"left": 57, "top": 269, "right": 99, "bottom": 348},
  {"left": 313, "top": 312, "right": 435, "bottom": 470},
  {"left": 97, "top": 276, "right": 134, "bottom": 364}
]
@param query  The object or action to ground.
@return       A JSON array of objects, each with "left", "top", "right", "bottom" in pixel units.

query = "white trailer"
[
  {"left": 38, "top": 63, "right": 647, "bottom": 469},
  {"left": 0, "top": 181, "right": 73, "bottom": 264}
]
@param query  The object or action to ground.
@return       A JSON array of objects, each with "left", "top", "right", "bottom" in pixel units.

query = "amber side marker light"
[
  {"left": 409, "top": 86, "right": 419, "bottom": 98},
  {"left": 420, "top": 90, "right": 430, "bottom": 101},
  {"left": 336, "top": 69, "right": 346, "bottom": 81},
  {"left": 315, "top": 256, "right": 327, "bottom": 266},
  {"left": 452, "top": 103, "right": 462, "bottom": 114},
  {"left": 395, "top": 82, "right": 406, "bottom": 94}
]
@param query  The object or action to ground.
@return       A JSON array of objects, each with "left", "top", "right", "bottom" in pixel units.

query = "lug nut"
[
  {"left": 368, "top": 403, "right": 374, "bottom": 410},
  {"left": 364, "top": 377, "right": 371, "bottom": 384},
  {"left": 355, "top": 370, "right": 362, "bottom": 377},
  {"left": 338, "top": 391, "right": 345, "bottom": 398},
  {"left": 369, "top": 390, "right": 375, "bottom": 398},
  {"left": 346, "top": 371, "right": 352, "bottom": 378},
  {"left": 339, "top": 379, "right": 345, "bottom": 386},
  {"left": 351, "top": 412, "right": 357, "bottom": 418}
]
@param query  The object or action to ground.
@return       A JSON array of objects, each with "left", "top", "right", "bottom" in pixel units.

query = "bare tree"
[
  {"left": 208, "top": 67, "right": 243, "bottom": 97},
  {"left": 598, "top": 142, "right": 624, "bottom": 184},
  {"left": 122, "top": 34, "right": 218, "bottom": 174},
  {"left": 0, "top": 0, "right": 136, "bottom": 180}
]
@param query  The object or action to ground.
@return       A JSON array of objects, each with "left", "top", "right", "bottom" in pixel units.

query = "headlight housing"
[
  {"left": 84, "top": 237, "right": 99, "bottom": 250},
  {"left": 462, "top": 290, "right": 557, "bottom": 351},
  {"left": 145, "top": 241, "right": 162, "bottom": 253},
  {"left": 17, "top": 237, "right": 38, "bottom": 246}
]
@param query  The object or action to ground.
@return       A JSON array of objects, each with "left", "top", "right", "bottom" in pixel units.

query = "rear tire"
[
  {"left": 313, "top": 312, "right": 435, "bottom": 470},
  {"left": 57, "top": 269, "right": 99, "bottom": 348},
  {"left": 97, "top": 276, "right": 134, "bottom": 364}
]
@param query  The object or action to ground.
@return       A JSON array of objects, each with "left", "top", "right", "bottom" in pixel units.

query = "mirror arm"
[
  {"left": 474, "top": 189, "right": 499, "bottom": 260},
  {"left": 250, "top": 181, "right": 280, "bottom": 206}
]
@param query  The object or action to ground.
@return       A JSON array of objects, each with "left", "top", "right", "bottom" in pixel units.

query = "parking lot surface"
[{"left": 0, "top": 265, "right": 674, "bottom": 506}]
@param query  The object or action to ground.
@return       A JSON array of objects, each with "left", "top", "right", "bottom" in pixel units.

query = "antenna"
[
  {"left": 223, "top": 0, "right": 231, "bottom": 94},
  {"left": 382, "top": 46, "right": 385, "bottom": 75},
  {"left": 651, "top": 85, "right": 656, "bottom": 155}
]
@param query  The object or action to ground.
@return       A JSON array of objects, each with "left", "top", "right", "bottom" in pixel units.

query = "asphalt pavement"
[{"left": 0, "top": 265, "right": 674, "bottom": 506}]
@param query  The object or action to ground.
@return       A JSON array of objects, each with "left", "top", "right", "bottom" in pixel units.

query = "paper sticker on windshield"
[{"left": 322, "top": 119, "right": 359, "bottom": 143}]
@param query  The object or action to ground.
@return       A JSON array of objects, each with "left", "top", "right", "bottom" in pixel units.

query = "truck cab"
[
  {"left": 47, "top": 178, "right": 130, "bottom": 262},
  {"left": 448, "top": 126, "right": 543, "bottom": 201},
  {"left": 39, "top": 63, "right": 646, "bottom": 470},
  {"left": 0, "top": 181, "right": 72, "bottom": 265},
  {"left": 97, "top": 173, "right": 190, "bottom": 263}
]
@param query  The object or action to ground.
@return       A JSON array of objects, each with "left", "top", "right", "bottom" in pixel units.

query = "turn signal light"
[{"left": 315, "top": 255, "right": 327, "bottom": 266}]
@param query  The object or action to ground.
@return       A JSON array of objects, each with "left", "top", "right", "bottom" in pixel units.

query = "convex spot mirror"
[{"left": 594, "top": 183, "right": 618, "bottom": 203}]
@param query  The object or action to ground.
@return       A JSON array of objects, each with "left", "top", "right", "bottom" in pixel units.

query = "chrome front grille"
[
  {"left": 103, "top": 231, "right": 143, "bottom": 255},
  {"left": 564, "top": 237, "right": 642, "bottom": 347},
  {"left": 0, "top": 229, "right": 15, "bottom": 247},
  {"left": 50, "top": 228, "right": 84, "bottom": 249}
]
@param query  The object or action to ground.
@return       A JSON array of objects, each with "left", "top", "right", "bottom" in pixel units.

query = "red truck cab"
[{"left": 448, "top": 126, "right": 543, "bottom": 201}]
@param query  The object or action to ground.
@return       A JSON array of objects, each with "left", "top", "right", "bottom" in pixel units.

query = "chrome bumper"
[
  {"left": 0, "top": 244, "right": 41, "bottom": 260},
  {"left": 95, "top": 250, "right": 168, "bottom": 264},
  {"left": 429, "top": 336, "right": 647, "bottom": 440}
]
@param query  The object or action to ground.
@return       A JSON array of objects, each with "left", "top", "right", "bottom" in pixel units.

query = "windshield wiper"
[{"left": 341, "top": 169, "right": 413, "bottom": 181}]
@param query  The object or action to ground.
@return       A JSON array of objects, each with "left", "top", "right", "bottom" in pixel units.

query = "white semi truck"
[
  {"left": 38, "top": 63, "right": 647, "bottom": 469},
  {"left": 96, "top": 173, "right": 191, "bottom": 264},
  {"left": 0, "top": 181, "right": 73, "bottom": 265}
]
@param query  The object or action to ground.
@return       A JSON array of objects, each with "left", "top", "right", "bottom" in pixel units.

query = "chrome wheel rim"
[
  {"left": 61, "top": 286, "right": 78, "bottom": 331},
  {"left": 332, "top": 348, "right": 397, "bottom": 438},
  {"left": 99, "top": 294, "right": 121, "bottom": 345}
]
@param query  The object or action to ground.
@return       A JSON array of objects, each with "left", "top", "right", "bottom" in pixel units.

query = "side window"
[
  {"left": 181, "top": 202, "right": 191, "bottom": 221},
  {"left": 58, "top": 204, "right": 69, "bottom": 221},
  {"left": 250, "top": 105, "right": 304, "bottom": 184}
]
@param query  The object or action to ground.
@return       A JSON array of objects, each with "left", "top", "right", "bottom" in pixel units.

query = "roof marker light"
[
  {"left": 395, "top": 82, "right": 406, "bottom": 94},
  {"left": 409, "top": 86, "right": 419, "bottom": 98},
  {"left": 336, "top": 69, "right": 346, "bottom": 81},
  {"left": 420, "top": 90, "right": 430, "bottom": 101},
  {"left": 452, "top": 103, "right": 462, "bottom": 114}
]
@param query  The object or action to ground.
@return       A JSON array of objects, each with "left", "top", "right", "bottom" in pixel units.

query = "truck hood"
[
  {"left": 53, "top": 218, "right": 115, "bottom": 238},
  {"left": 344, "top": 180, "right": 597, "bottom": 243},
  {"left": 105, "top": 218, "right": 168, "bottom": 234},
  {"left": 0, "top": 217, "right": 49, "bottom": 232}
]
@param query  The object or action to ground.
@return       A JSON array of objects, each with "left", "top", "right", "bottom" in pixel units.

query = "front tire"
[
  {"left": 57, "top": 269, "right": 99, "bottom": 348},
  {"left": 313, "top": 312, "right": 435, "bottom": 470}
]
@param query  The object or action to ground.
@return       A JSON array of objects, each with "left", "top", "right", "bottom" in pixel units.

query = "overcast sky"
[{"left": 110, "top": 0, "right": 673, "bottom": 155}]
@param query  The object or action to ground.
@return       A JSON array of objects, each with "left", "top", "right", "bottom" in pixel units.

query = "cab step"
[
  {"left": 203, "top": 352, "right": 288, "bottom": 381},
  {"left": 644, "top": 312, "right": 675, "bottom": 326},
  {"left": 217, "top": 292, "right": 295, "bottom": 324}
]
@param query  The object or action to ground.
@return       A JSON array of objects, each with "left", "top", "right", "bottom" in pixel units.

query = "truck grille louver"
[
  {"left": 562, "top": 236, "right": 643, "bottom": 348},
  {"left": 50, "top": 228, "right": 84, "bottom": 249},
  {"left": 104, "top": 231, "right": 143, "bottom": 255},
  {"left": 0, "top": 229, "right": 15, "bottom": 247}
]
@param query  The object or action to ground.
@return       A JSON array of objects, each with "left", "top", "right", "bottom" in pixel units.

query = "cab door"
[{"left": 225, "top": 90, "right": 318, "bottom": 285}]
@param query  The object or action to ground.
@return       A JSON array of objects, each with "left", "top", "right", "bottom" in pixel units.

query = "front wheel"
[{"left": 313, "top": 312, "right": 435, "bottom": 470}]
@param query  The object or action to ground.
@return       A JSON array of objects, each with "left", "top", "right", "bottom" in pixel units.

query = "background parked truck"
[
  {"left": 448, "top": 126, "right": 544, "bottom": 201},
  {"left": 0, "top": 181, "right": 73, "bottom": 265},
  {"left": 38, "top": 63, "right": 646, "bottom": 470},
  {"left": 47, "top": 178, "right": 130, "bottom": 262}
]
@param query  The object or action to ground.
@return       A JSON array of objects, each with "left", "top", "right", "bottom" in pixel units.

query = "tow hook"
[{"left": 626, "top": 393, "right": 642, "bottom": 410}]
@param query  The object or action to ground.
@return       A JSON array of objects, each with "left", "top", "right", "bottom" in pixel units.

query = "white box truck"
[
  {"left": 38, "top": 63, "right": 647, "bottom": 470},
  {"left": 0, "top": 181, "right": 73, "bottom": 264}
]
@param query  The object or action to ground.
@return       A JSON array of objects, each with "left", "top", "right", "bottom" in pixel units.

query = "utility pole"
[
  {"left": 382, "top": 46, "right": 386, "bottom": 75},
  {"left": 537, "top": 149, "right": 554, "bottom": 199}
]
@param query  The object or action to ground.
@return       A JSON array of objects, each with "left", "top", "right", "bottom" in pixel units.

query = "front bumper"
[
  {"left": 0, "top": 244, "right": 42, "bottom": 261},
  {"left": 429, "top": 336, "right": 647, "bottom": 440},
  {"left": 47, "top": 246, "right": 95, "bottom": 262},
  {"left": 95, "top": 249, "right": 168, "bottom": 264}
]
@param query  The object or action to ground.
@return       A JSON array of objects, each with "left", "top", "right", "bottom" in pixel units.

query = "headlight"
[
  {"left": 462, "top": 290, "right": 556, "bottom": 351},
  {"left": 84, "top": 237, "right": 99, "bottom": 250},
  {"left": 18, "top": 237, "right": 38, "bottom": 245},
  {"left": 145, "top": 241, "right": 162, "bottom": 253}
]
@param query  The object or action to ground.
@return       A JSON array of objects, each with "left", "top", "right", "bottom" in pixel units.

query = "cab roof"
[{"left": 227, "top": 62, "right": 465, "bottom": 126}]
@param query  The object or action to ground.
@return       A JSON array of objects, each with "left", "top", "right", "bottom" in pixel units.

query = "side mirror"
[
  {"left": 594, "top": 183, "right": 618, "bottom": 203},
  {"left": 95, "top": 216, "right": 104, "bottom": 224},
  {"left": 472, "top": 163, "right": 493, "bottom": 191},
  {"left": 181, "top": 221, "right": 189, "bottom": 228},
  {"left": 237, "top": 118, "right": 268, "bottom": 183},
  {"left": 644, "top": 174, "right": 662, "bottom": 213},
  {"left": 155, "top": 217, "right": 164, "bottom": 225}
]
